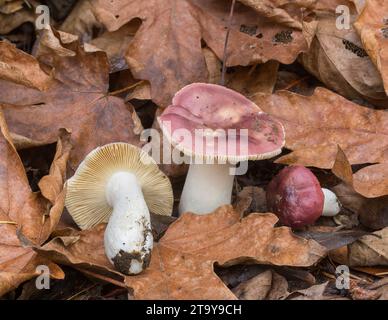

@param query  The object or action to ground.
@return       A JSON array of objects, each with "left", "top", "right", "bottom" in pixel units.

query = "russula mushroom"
[
  {"left": 158, "top": 83, "right": 285, "bottom": 215},
  {"left": 266, "top": 165, "right": 341, "bottom": 228},
  {"left": 65, "top": 143, "right": 173, "bottom": 275}
]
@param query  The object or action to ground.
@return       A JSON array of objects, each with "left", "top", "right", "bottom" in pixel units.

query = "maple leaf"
[
  {"left": 38, "top": 206, "right": 326, "bottom": 299},
  {"left": 93, "top": 0, "right": 316, "bottom": 106},
  {"left": 354, "top": 0, "right": 388, "bottom": 96},
  {"left": 0, "top": 27, "right": 141, "bottom": 171},
  {"left": 0, "top": 111, "right": 70, "bottom": 296},
  {"left": 254, "top": 87, "right": 388, "bottom": 169}
]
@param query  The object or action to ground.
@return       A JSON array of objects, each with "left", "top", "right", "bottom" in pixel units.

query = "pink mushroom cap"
[
  {"left": 158, "top": 83, "right": 285, "bottom": 162},
  {"left": 266, "top": 166, "right": 324, "bottom": 229}
]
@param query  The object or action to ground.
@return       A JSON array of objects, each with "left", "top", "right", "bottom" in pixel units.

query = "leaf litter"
[{"left": 0, "top": 0, "right": 387, "bottom": 300}]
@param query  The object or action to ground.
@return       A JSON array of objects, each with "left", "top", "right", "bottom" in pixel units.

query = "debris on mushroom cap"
[
  {"left": 65, "top": 143, "right": 174, "bottom": 230},
  {"left": 158, "top": 83, "right": 286, "bottom": 162},
  {"left": 266, "top": 166, "right": 324, "bottom": 229}
]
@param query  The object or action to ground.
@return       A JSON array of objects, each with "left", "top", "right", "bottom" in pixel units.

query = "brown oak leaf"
[
  {"left": 354, "top": 0, "right": 388, "bottom": 96},
  {"left": 332, "top": 146, "right": 388, "bottom": 198},
  {"left": 255, "top": 87, "right": 388, "bottom": 169},
  {"left": 93, "top": 0, "right": 316, "bottom": 107},
  {"left": 0, "top": 111, "right": 70, "bottom": 296},
  {"left": 38, "top": 205, "right": 326, "bottom": 299},
  {"left": 238, "top": 0, "right": 316, "bottom": 29},
  {"left": 300, "top": 10, "right": 388, "bottom": 106},
  {"left": 0, "top": 27, "right": 140, "bottom": 171}
]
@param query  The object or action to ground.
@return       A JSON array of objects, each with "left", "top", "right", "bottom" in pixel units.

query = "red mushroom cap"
[
  {"left": 158, "top": 83, "right": 285, "bottom": 162},
  {"left": 266, "top": 166, "right": 324, "bottom": 228}
]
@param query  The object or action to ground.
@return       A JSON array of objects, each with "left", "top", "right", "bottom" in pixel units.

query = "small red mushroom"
[{"left": 266, "top": 166, "right": 325, "bottom": 228}]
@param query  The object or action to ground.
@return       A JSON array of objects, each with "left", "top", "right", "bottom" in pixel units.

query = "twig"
[
  {"left": 74, "top": 267, "right": 127, "bottom": 288},
  {"left": 0, "top": 221, "right": 17, "bottom": 225},
  {"left": 280, "top": 75, "right": 311, "bottom": 91},
  {"left": 23, "top": 0, "right": 32, "bottom": 9},
  {"left": 220, "top": 0, "right": 236, "bottom": 86},
  {"left": 108, "top": 80, "right": 145, "bottom": 96},
  {"left": 67, "top": 284, "right": 98, "bottom": 300}
]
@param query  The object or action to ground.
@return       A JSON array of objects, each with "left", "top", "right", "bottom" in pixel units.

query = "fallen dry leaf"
[
  {"left": 0, "top": 38, "right": 51, "bottom": 91},
  {"left": 333, "top": 183, "right": 388, "bottom": 230},
  {"left": 255, "top": 87, "right": 388, "bottom": 169},
  {"left": 300, "top": 10, "right": 388, "bottom": 106},
  {"left": 351, "top": 266, "right": 388, "bottom": 278},
  {"left": 60, "top": 0, "right": 140, "bottom": 73},
  {"left": 349, "top": 279, "right": 381, "bottom": 300},
  {"left": 348, "top": 228, "right": 388, "bottom": 266},
  {"left": 37, "top": 225, "right": 126, "bottom": 284},
  {"left": 0, "top": 27, "right": 141, "bottom": 171},
  {"left": 332, "top": 146, "right": 388, "bottom": 198},
  {"left": 226, "top": 61, "right": 280, "bottom": 96},
  {"left": 314, "top": 0, "right": 356, "bottom": 12},
  {"left": 0, "top": 4, "right": 35, "bottom": 34},
  {"left": 296, "top": 229, "right": 368, "bottom": 251},
  {"left": 39, "top": 205, "right": 326, "bottom": 299},
  {"left": 367, "top": 277, "right": 388, "bottom": 300},
  {"left": 93, "top": 0, "right": 316, "bottom": 106},
  {"left": 0, "top": 110, "right": 70, "bottom": 296},
  {"left": 238, "top": 0, "right": 315, "bottom": 29},
  {"left": 332, "top": 183, "right": 366, "bottom": 214},
  {"left": 350, "top": 0, "right": 366, "bottom": 13},
  {"left": 90, "top": 22, "right": 139, "bottom": 73},
  {"left": 60, "top": 0, "right": 103, "bottom": 43},
  {"left": 232, "top": 269, "right": 289, "bottom": 300},
  {"left": 191, "top": 48, "right": 280, "bottom": 96},
  {"left": 287, "top": 281, "right": 348, "bottom": 300},
  {"left": 0, "top": 0, "right": 23, "bottom": 14},
  {"left": 331, "top": 228, "right": 388, "bottom": 267},
  {"left": 234, "top": 186, "right": 267, "bottom": 216},
  {"left": 358, "top": 197, "right": 388, "bottom": 230},
  {"left": 354, "top": 0, "right": 388, "bottom": 96}
]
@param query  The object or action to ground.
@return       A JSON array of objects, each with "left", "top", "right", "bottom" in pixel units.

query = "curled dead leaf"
[
  {"left": 354, "top": 0, "right": 388, "bottom": 96},
  {"left": 232, "top": 269, "right": 289, "bottom": 300},
  {"left": 300, "top": 11, "right": 388, "bottom": 105},
  {"left": 348, "top": 228, "right": 388, "bottom": 266},
  {"left": 39, "top": 205, "right": 326, "bottom": 299},
  {"left": 0, "top": 110, "right": 70, "bottom": 296},
  {"left": 332, "top": 146, "right": 388, "bottom": 198},
  {"left": 0, "top": 27, "right": 141, "bottom": 171},
  {"left": 93, "top": 0, "right": 316, "bottom": 107}
]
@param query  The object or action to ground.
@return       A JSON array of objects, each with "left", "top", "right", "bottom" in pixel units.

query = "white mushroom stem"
[
  {"left": 179, "top": 163, "right": 235, "bottom": 215},
  {"left": 104, "top": 171, "right": 153, "bottom": 275},
  {"left": 322, "top": 188, "right": 341, "bottom": 217}
]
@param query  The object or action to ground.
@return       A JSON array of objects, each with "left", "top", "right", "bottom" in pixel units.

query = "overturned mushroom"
[
  {"left": 158, "top": 83, "right": 285, "bottom": 215},
  {"left": 266, "top": 165, "right": 341, "bottom": 228},
  {"left": 65, "top": 143, "right": 173, "bottom": 275}
]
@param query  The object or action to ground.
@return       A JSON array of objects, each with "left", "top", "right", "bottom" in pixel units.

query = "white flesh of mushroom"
[
  {"left": 104, "top": 171, "right": 153, "bottom": 274},
  {"left": 179, "top": 163, "right": 234, "bottom": 215},
  {"left": 321, "top": 188, "right": 341, "bottom": 217}
]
